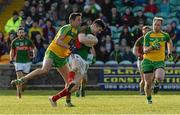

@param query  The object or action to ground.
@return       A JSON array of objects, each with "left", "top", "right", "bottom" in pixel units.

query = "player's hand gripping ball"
[{"left": 84, "top": 34, "right": 98, "bottom": 47}]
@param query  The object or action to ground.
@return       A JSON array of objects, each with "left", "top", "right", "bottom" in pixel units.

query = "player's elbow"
[
  {"left": 78, "top": 34, "right": 87, "bottom": 43},
  {"left": 78, "top": 37, "right": 85, "bottom": 43}
]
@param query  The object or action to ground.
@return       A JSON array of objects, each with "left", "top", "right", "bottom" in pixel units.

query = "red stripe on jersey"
[
  {"left": 75, "top": 38, "right": 81, "bottom": 49},
  {"left": 138, "top": 45, "right": 144, "bottom": 60}
]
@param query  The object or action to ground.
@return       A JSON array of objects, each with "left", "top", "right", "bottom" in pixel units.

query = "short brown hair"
[
  {"left": 69, "top": 13, "right": 81, "bottom": 22},
  {"left": 93, "top": 19, "right": 105, "bottom": 30}
]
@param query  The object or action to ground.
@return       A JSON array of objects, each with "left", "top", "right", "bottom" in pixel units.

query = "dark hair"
[
  {"left": 93, "top": 19, "right": 105, "bottom": 30},
  {"left": 69, "top": 13, "right": 81, "bottom": 22},
  {"left": 13, "top": 11, "right": 19, "bottom": 16},
  {"left": 18, "top": 27, "right": 24, "bottom": 31},
  {"left": 142, "top": 25, "right": 151, "bottom": 30}
]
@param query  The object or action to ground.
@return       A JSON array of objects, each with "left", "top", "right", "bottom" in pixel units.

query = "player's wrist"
[{"left": 167, "top": 53, "right": 174, "bottom": 62}]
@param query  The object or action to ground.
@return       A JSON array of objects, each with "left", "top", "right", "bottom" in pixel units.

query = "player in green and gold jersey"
[
  {"left": 11, "top": 13, "right": 82, "bottom": 106},
  {"left": 142, "top": 17, "right": 173, "bottom": 104},
  {"left": 48, "top": 19, "right": 105, "bottom": 106}
]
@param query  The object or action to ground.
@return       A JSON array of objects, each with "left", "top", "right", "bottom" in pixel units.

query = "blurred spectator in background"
[
  {"left": 38, "top": 19, "right": 46, "bottom": 28},
  {"left": 0, "top": 32, "right": 6, "bottom": 58},
  {"left": 122, "top": 0, "right": 135, "bottom": 7},
  {"left": 34, "top": 33, "right": 44, "bottom": 49},
  {"left": 84, "top": 0, "right": 101, "bottom": 21},
  {"left": 25, "top": 16, "right": 33, "bottom": 28},
  {"left": 108, "top": 7, "right": 122, "bottom": 27},
  {"left": 135, "top": 0, "right": 147, "bottom": 6},
  {"left": 119, "top": 38, "right": 128, "bottom": 53},
  {"left": 58, "top": 0, "right": 73, "bottom": 22},
  {"left": 121, "top": 7, "right": 135, "bottom": 27},
  {"left": 159, "top": 0, "right": 170, "bottom": 16},
  {"left": 0, "top": 32, "right": 4, "bottom": 44},
  {"left": 101, "top": 35, "right": 114, "bottom": 56},
  {"left": 19, "top": 20, "right": 29, "bottom": 35},
  {"left": 134, "top": 9, "right": 147, "bottom": 25},
  {"left": 22, "top": 0, "right": 31, "bottom": 18},
  {"left": 19, "top": 10, "right": 26, "bottom": 20},
  {"left": 166, "top": 24, "right": 176, "bottom": 46},
  {"left": 29, "top": 6, "right": 39, "bottom": 21},
  {"left": 174, "top": 41, "right": 180, "bottom": 63},
  {"left": 133, "top": 21, "right": 145, "bottom": 41},
  {"left": 44, "top": 0, "right": 52, "bottom": 11},
  {"left": 5, "top": 11, "right": 22, "bottom": 34},
  {"left": 34, "top": 42, "right": 49, "bottom": 64},
  {"left": 119, "top": 26, "right": 134, "bottom": 48},
  {"left": 43, "top": 19, "right": 56, "bottom": 42},
  {"left": 121, "top": 46, "right": 136, "bottom": 62},
  {"left": 49, "top": 2, "right": 59, "bottom": 24},
  {"left": 109, "top": 43, "right": 122, "bottom": 63},
  {"left": 170, "top": 21, "right": 180, "bottom": 46},
  {"left": 4, "top": 31, "right": 17, "bottom": 53},
  {"left": 37, "top": 5, "right": 46, "bottom": 19},
  {"left": 82, "top": 5, "right": 92, "bottom": 20},
  {"left": 98, "top": 12, "right": 108, "bottom": 24},
  {"left": 28, "top": 21, "right": 43, "bottom": 42},
  {"left": 72, "top": 3, "right": 80, "bottom": 13},
  {"left": 99, "top": 0, "right": 114, "bottom": 18},
  {"left": 96, "top": 45, "right": 109, "bottom": 62},
  {"left": 144, "top": 0, "right": 158, "bottom": 14}
]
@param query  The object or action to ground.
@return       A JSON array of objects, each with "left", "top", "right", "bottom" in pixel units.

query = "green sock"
[
  {"left": 155, "top": 80, "right": 159, "bottom": 84},
  {"left": 147, "top": 96, "right": 152, "bottom": 101},
  {"left": 66, "top": 99, "right": 71, "bottom": 103},
  {"left": 80, "top": 86, "right": 84, "bottom": 92}
]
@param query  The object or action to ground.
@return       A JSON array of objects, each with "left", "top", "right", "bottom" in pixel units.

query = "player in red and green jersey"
[
  {"left": 48, "top": 19, "right": 105, "bottom": 106},
  {"left": 142, "top": 17, "right": 173, "bottom": 104},
  {"left": 10, "top": 27, "right": 36, "bottom": 99},
  {"left": 11, "top": 13, "right": 82, "bottom": 106},
  {"left": 133, "top": 26, "right": 151, "bottom": 95},
  {"left": 74, "top": 20, "right": 105, "bottom": 97}
]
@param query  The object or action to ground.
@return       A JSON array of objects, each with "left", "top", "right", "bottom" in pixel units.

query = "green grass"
[{"left": 0, "top": 90, "right": 180, "bottom": 114}]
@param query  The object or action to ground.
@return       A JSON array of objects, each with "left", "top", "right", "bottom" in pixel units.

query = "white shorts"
[
  {"left": 14, "top": 62, "right": 32, "bottom": 74},
  {"left": 69, "top": 54, "right": 89, "bottom": 76},
  {"left": 137, "top": 60, "right": 143, "bottom": 72}
]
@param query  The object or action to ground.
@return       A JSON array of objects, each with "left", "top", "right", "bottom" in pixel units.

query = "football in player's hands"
[{"left": 84, "top": 34, "right": 98, "bottom": 47}]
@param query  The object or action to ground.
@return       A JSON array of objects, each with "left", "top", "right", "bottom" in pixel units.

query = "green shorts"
[
  {"left": 142, "top": 59, "right": 165, "bottom": 73},
  {"left": 45, "top": 50, "right": 67, "bottom": 68}
]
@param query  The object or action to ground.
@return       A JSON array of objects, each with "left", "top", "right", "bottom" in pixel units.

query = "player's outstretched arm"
[{"left": 167, "top": 39, "right": 173, "bottom": 61}]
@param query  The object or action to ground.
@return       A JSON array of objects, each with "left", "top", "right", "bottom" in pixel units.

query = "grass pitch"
[{"left": 0, "top": 90, "right": 180, "bottom": 114}]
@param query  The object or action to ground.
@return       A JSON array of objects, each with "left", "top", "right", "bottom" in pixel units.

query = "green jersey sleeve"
[
  {"left": 27, "top": 39, "right": 34, "bottom": 47},
  {"left": 11, "top": 39, "right": 17, "bottom": 49},
  {"left": 60, "top": 24, "right": 71, "bottom": 35},
  {"left": 164, "top": 32, "right": 170, "bottom": 42},
  {"left": 144, "top": 32, "right": 151, "bottom": 47}
]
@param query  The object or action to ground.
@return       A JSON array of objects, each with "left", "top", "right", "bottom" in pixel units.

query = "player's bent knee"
[{"left": 157, "top": 77, "right": 164, "bottom": 82}]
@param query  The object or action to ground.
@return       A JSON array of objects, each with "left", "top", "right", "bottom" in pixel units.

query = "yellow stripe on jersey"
[
  {"left": 47, "top": 24, "right": 78, "bottom": 58},
  {"left": 149, "top": 33, "right": 164, "bottom": 38}
]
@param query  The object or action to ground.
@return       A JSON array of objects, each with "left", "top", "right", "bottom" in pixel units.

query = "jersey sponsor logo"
[{"left": 16, "top": 46, "right": 29, "bottom": 50}]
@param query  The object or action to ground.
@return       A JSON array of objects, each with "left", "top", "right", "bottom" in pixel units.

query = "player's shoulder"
[
  {"left": 134, "top": 36, "right": 144, "bottom": 46},
  {"left": 79, "top": 26, "right": 90, "bottom": 33},
  {"left": 11, "top": 37, "right": 19, "bottom": 43},
  {"left": 144, "top": 31, "right": 152, "bottom": 39},
  {"left": 60, "top": 24, "right": 72, "bottom": 31},
  {"left": 25, "top": 37, "right": 33, "bottom": 42},
  {"left": 160, "top": 31, "right": 170, "bottom": 37}
]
